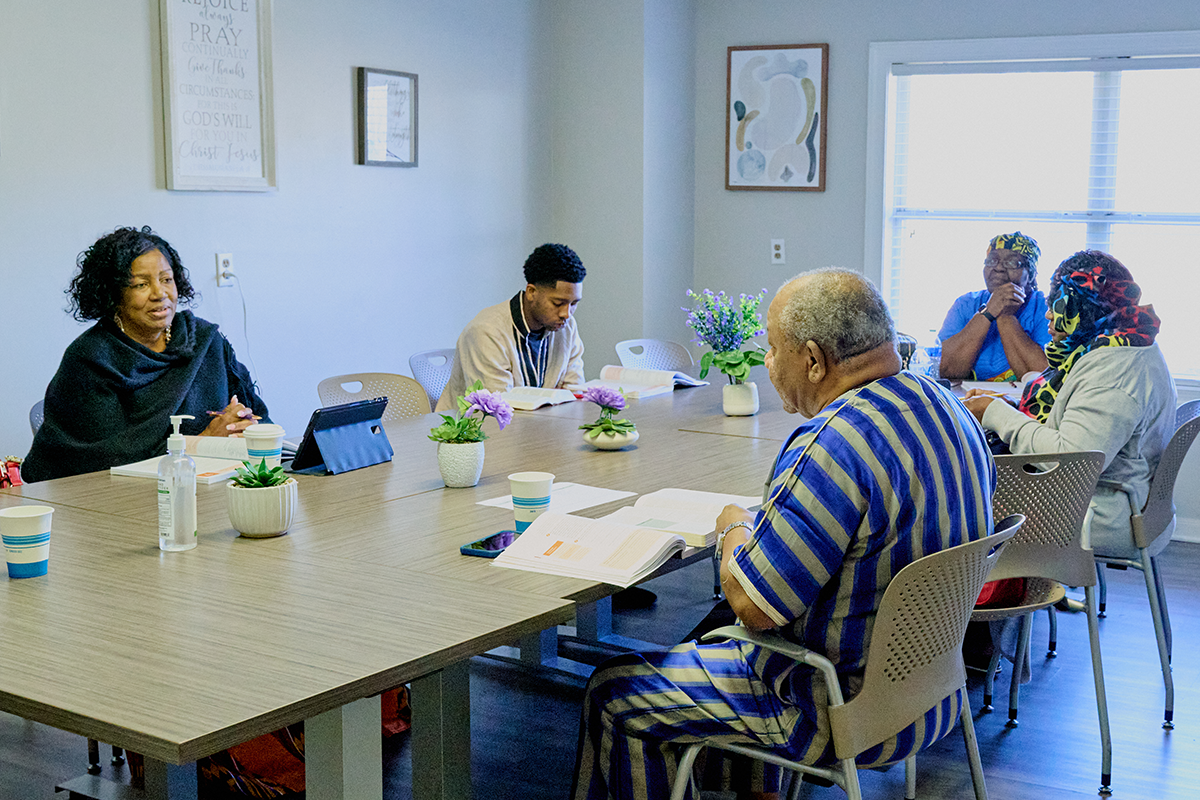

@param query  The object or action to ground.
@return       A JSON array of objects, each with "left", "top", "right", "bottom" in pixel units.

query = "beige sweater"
[{"left": 436, "top": 293, "right": 585, "bottom": 411}]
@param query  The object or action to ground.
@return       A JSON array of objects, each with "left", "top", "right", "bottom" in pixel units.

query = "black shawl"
[{"left": 23, "top": 311, "right": 270, "bottom": 482}]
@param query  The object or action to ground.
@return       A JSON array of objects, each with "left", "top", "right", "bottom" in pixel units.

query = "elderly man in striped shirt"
[{"left": 572, "top": 268, "right": 996, "bottom": 800}]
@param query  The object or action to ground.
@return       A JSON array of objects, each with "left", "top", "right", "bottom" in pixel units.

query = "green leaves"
[
  {"left": 579, "top": 416, "right": 637, "bottom": 438},
  {"left": 698, "top": 347, "right": 766, "bottom": 383},
  {"left": 232, "top": 459, "right": 290, "bottom": 488},
  {"left": 429, "top": 379, "right": 489, "bottom": 443}
]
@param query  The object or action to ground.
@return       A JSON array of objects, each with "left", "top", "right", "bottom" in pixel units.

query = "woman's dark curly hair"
[{"left": 66, "top": 226, "right": 196, "bottom": 322}]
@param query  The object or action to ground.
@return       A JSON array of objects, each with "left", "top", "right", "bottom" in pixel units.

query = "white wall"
[
  {"left": 693, "top": 0, "right": 1200, "bottom": 536},
  {"left": 0, "top": 0, "right": 544, "bottom": 453}
]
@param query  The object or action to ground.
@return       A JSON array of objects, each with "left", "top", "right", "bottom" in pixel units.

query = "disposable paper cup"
[
  {"left": 0, "top": 505, "right": 54, "bottom": 579},
  {"left": 509, "top": 471, "right": 554, "bottom": 533},
  {"left": 243, "top": 423, "right": 286, "bottom": 469}
]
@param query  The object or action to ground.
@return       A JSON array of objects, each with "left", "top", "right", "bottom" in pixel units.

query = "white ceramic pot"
[
  {"left": 438, "top": 441, "right": 485, "bottom": 487},
  {"left": 722, "top": 381, "right": 760, "bottom": 416},
  {"left": 227, "top": 478, "right": 298, "bottom": 538},
  {"left": 582, "top": 429, "right": 640, "bottom": 450}
]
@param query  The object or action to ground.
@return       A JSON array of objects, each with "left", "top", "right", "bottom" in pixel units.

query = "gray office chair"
[
  {"left": 1093, "top": 398, "right": 1200, "bottom": 730},
  {"left": 671, "top": 517, "right": 1023, "bottom": 800},
  {"left": 408, "top": 349, "right": 456, "bottom": 412},
  {"left": 973, "top": 450, "right": 1110, "bottom": 793},
  {"left": 317, "top": 373, "right": 429, "bottom": 422},
  {"left": 30, "top": 400, "right": 44, "bottom": 435},
  {"left": 614, "top": 339, "right": 693, "bottom": 372}
]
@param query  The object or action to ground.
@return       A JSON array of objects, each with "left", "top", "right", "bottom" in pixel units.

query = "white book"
[
  {"left": 600, "top": 488, "right": 762, "bottom": 546},
  {"left": 109, "top": 436, "right": 269, "bottom": 484},
  {"left": 492, "top": 512, "right": 686, "bottom": 587},
  {"left": 501, "top": 386, "right": 578, "bottom": 411},
  {"left": 571, "top": 364, "right": 708, "bottom": 400}
]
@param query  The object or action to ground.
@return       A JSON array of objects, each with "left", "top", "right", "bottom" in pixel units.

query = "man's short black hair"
[{"left": 523, "top": 243, "right": 585, "bottom": 287}]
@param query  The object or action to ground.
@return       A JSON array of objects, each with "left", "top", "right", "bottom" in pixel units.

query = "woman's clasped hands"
[{"left": 201, "top": 394, "right": 260, "bottom": 437}]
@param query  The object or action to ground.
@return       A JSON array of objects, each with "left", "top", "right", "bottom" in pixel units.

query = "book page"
[
  {"left": 574, "top": 378, "right": 673, "bottom": 400},
  {"left": 492, "top": 512, "right": 683, "bottom": 585},
  {"left": 599, "top": 364, "right": 706, "bottom": 388},
  {"left": 634, "top": 488, "right": 762, "bottom": 518},
  {"left": 184, "top": 436, "right": 249, "bottom": 460},
  {"left": 501, "top": 386, "right": 577, "bottom": 410},
  {"left": 601, "top": 505, "right": 715, "bottom": 547}
]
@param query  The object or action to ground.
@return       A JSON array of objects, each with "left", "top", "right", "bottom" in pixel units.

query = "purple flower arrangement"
[
  {"left": 428, "top": 380, "right": 514, "bottom": 443},
  {"left": 578, "top": 386, "right": 636, "bottom": 440},
  {"left": 683, "top": 288, "right": 768, "bottom": 384}
]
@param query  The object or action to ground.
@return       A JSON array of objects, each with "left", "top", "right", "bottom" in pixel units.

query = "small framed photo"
[
  {"left": 357, "top": 67, "right": 418, "bottom": 167},
  {"left": 726, "top": 43, "right": 828, "bottom": 191}
]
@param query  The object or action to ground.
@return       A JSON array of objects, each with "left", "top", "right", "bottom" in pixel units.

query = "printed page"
[
  {"left": 634, "top": 487, "right": 762, "bottom": 518},
  {"left": 110, "top": 455, "right": 239, "bottom": 484},
  {"left": 184, "top": 435, "right": 249, "bottom": 460},
  {"left": 492, "top": 512, "right": 683, "bottom": 586},
  {"left": 958, "top": 380, "right": 1026, "bottom": 402},
  {"left": 599, "top": 364, "right": 707, "bottom": 388},
  {"left": 501, "top": 386, "right": 577, "bottom": 410},
  {"left": 601, "top": 505, "right": 716, "bottom": 547}
]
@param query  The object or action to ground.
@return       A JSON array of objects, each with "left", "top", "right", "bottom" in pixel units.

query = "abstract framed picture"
[
  {"left": 726, "top": 43, "right": 828, "bottom": 191},
  {"left": 357, "top": 67, "right": 418, "bottom": 167}
]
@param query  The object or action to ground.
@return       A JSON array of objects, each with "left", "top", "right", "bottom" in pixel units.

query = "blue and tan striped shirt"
[{"left": 730, "top": 372, "right": 995, "bottom": 711}]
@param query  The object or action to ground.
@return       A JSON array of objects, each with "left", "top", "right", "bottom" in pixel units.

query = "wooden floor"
[{"left": 3, "top": 540, "right": 1196, "bottom": 799}]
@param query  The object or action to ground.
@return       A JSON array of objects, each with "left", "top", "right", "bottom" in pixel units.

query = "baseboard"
[{"left": 1173, "top": 516, "right": 1200, "bottom": 544}]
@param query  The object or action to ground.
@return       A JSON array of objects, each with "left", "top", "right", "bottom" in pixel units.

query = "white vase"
[
  {"left": 438, "top": 441, "right": 485, "bottom": 487},
  {"left": 722, "top": 382, "right": 760, "bottom": 416},
  {"left": 582, "top": 429, "right": 640, "bottom": 450},
  {"left": 227, "top": 478, "right": 298, "bottom": 538}
]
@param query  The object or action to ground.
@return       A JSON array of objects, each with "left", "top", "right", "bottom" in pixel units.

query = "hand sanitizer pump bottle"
[{"left": 158, "top": 415, "right": 197, "bottom": 552}]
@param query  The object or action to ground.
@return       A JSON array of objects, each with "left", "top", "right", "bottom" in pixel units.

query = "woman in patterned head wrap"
[
  {"left": 964, "top": 250, "right": 1177, "bottom": 556},
  {"left": 938, "top": 231, "right": 1052, "bottom": 381}
]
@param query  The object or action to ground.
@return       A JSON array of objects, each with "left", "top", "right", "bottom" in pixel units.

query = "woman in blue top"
[{"left": 938, "top": 231, "right": 1051, "bottom": 381}]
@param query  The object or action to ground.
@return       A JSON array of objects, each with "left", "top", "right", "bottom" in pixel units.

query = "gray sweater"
[{"left": 983, "top": 344, "right": 1176, "bottom": 557}]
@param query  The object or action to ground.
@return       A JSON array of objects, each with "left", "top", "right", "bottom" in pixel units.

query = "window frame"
[{"left": 865, "top": 30, "right": 1200, "bottom": 384}]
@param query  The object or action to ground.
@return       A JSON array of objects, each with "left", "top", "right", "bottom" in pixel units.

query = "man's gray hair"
[{"left": 777, "top": 268, "right": 896, "bottom": 363}]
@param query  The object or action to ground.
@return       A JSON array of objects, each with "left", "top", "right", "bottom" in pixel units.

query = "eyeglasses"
[{"left": 984, "top": 253, "right": 1029, "bottom": 274}]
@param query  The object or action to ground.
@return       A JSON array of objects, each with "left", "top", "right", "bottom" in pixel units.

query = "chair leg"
[
  {"left": 87, "top": 738, "right": 101, "bottom": 775},
  {"left": 670, "top": 743, "right": 704, "bottom": 800},
  {"left": 712, "top": 555, "right": 722, "bottom": 600},
  {"left": 960, "top": 695, "right": 989, "bottom": 800},
  {"left": 111, "top": 746, "right": 125, "bottom": 766},
  {"left": 981, "top": 646, "right": 1002, "bottom": 712},
  {"left": 904, "top": 754, "right": 917, "bottom": 800},
  {"left": 1096, "top": 565, "right": 1107, "bottom": 617},
  {"left": 1140, "top": 550, "right": 1174, "bottom": 729},
  {"left": 1005, "top": 614, "right": 1032, "bottom": 727},
  {"left": 1046, "top": 605, "right": 1058, "bottom": 656},
  {"left": 1084, "top": 585, "right": 1113, "bottom": 794},
  {"left": 1149, "top": 555, "right": 1172, "bottom": 663},
  {"left": 840, "top": 756, "right": 864, "bottom": 800}
]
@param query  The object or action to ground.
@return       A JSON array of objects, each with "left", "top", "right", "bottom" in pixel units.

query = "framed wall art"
[
  {"left": 159, "top": 0, "right": 276, "bottom": 191},
  {"left": 357, "top": 67, "right": 418, "bottom": 167},
  {"left": 726, "top": 43, "right": 828, "bottom": 191}
]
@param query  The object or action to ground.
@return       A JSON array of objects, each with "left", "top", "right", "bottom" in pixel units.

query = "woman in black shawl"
[{"left": 23, "top": 226, "right": 269, "bottom": 483}]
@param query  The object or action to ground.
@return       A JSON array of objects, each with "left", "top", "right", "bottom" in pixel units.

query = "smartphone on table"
[{"left": 460, "top": 530, "right": 520, "bottom": 558}]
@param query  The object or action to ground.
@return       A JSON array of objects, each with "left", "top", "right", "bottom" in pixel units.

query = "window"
[{"left": 866, "top": 33, "right": 1200, "bottom": 380}]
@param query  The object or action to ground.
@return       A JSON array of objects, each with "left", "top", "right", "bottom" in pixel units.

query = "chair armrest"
[
  {"left": 1096, "top": 477, "right": 1142, "bottom": 517},
  {"left": 700, "top": 625, "right": 846, "bottom": 706}
]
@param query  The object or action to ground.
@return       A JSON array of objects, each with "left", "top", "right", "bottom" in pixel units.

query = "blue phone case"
[{"left": 460, "top": 530, "right": 520, "bottom": 558}]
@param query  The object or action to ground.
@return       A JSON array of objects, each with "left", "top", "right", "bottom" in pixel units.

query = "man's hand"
[{"left": 984, "top": 283, "right": 1026, "bottom": 318}]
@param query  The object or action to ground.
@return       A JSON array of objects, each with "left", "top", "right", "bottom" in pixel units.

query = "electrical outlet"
[
  {"left": 216, "top": 253, "right": 235, "bottom": 287},
  {"left": 771, "top": 239, "right": 786, "bottom": 265}
]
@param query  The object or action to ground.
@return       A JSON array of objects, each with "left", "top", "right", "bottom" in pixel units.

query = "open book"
[
  {"left": 501, "top": 386, "right": 577, "bottom": 411},
  {"left": 109, "top": 436, "right": 294, "bottom": 484},
  {"left": 598, "top": 488, "right": 761, "bottom": 546},
  {"left": 572, "top": 364, "right": 707, "bottom": 399},
  {"left": 492, "top": 512, "right": 687, "bottom": 587}
]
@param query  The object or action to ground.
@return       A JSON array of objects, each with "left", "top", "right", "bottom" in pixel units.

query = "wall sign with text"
[{"left": 159, "top": 0, "right": 276, "bottom": 191}]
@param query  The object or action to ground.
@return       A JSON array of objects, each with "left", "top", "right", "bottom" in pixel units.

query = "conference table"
[{"left": 0, "top": 377, "right": 801, "bottom": 800}]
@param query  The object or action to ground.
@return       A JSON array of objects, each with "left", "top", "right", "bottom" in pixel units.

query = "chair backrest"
[
  {"left": 316, "top": 373, "right": 429, "bottom": 423},
  {"left": 989, "top": 450, "right": 1106, "bottom": 587},
  {"left": 614, "top": 339, "right": 693, "bottom": 372},
  {"left": 408, "top": 349, "right": 456, "bottom": 412},
  {"left": 828, "top": 516, "right": 1023, "bottom": 758},
  {"left": 30, "top": 400, "right": 45, "bottom": 436},
  {"left": 1137, "top": 399, "right": 1200, "bottom": 547}
]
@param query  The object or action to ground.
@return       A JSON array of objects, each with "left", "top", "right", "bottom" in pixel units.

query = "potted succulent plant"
[
  {"left": 683, "top": 288, "right": 768, "bottom": 416},
  {"left": 578, "top": 386, "right": 638, "bottom": 450},
  {"left": 226, "top": 459, "right": 298, "bottom": 538},
  {"left": 428, "top": 380, "right": 514, "bottom": 487}
]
